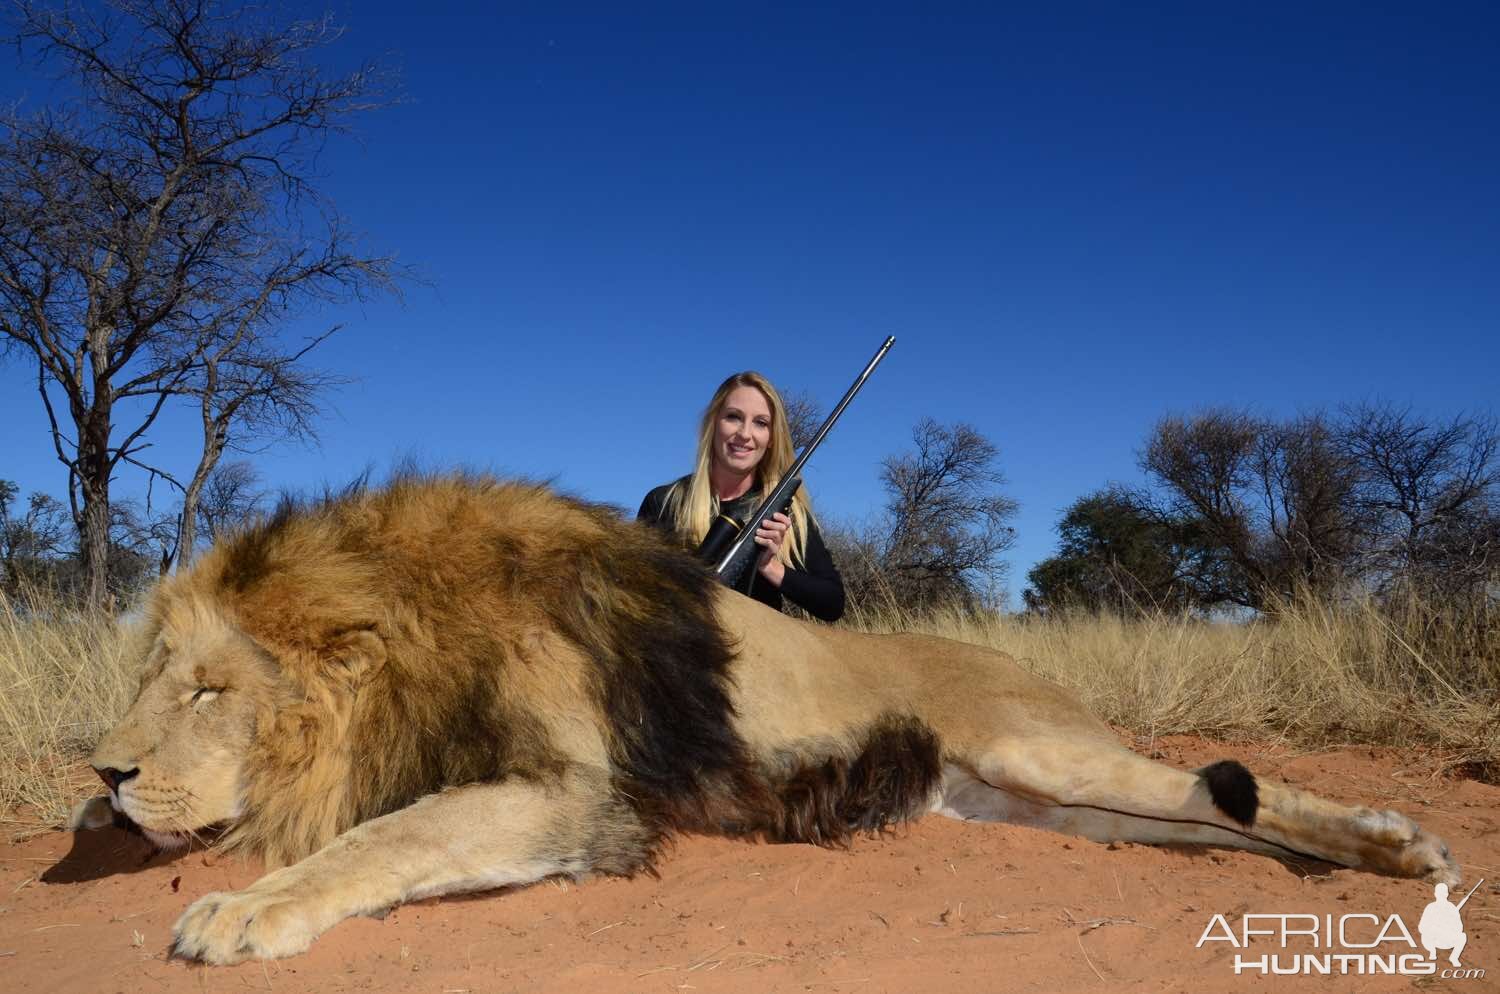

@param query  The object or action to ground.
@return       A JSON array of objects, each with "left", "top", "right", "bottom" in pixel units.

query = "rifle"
[
  {"left": 698, "top": 336, "right": 895, "bottom": 590},
  {"left": 1454, "top": 878, "right": 1485, "bottom": 912}
]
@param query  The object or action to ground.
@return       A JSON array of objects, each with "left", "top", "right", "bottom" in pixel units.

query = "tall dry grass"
[
  {"left": 1, "top": 582, "right": 1496, "bottom": 835},
  {"left": 0, "top": 588, "right": 138, "bottom": 834},
  {"left": 848, "top": 588, "right": 1500, "bottom": 774}
]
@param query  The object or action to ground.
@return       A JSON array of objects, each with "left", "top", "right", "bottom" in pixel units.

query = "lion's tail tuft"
[{"left": 1199, "top": 759, "right": 1259, "bottom": 826}]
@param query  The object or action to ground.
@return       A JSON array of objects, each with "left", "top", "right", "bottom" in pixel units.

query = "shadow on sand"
[{"left": 40, "top": 818, "right": 189, "bottom": 884}]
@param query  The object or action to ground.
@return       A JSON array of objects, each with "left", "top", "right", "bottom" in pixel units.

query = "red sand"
[{"left": 3, "top": 737, "right": 1497, "bottom": 994}]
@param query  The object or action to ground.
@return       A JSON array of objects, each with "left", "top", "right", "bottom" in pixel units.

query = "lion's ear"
[{"left": 323, "top": 628, "right": 387, "bottom": 687}]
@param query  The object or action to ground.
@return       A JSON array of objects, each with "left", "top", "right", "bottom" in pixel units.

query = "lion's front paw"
[{"left": 171, "top": 887, "right": 321, "bottom": 964}]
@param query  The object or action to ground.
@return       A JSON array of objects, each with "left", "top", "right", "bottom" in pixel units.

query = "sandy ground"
[{"left": 3, "top": 737, "right": 1497, "bottom": 994}]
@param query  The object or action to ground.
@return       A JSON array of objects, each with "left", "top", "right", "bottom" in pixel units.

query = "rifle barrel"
[
  {"left": 711, "top": 336, "right": 895, "bottom": 578},
  {"left": 779, "top": 336, "right": 895, "bottom": 487}
]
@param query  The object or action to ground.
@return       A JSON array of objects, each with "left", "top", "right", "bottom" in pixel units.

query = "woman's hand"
[{"left": 754, "top": 512, "right": 791, "bottom": 587}]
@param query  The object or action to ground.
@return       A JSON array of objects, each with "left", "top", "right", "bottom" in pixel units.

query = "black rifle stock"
[{"left": 700, "top": 336, "right": 895, "bottom": 590}]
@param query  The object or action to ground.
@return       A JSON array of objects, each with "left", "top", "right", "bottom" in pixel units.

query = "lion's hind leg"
[
  {"left": 171, "top": 767, "right": 651, "bottom": 964},
  {"left": 937, "top": 739, "right": 1459, "bottom": 885},
  {"left": 933, "top": 750, "right": 1284, "bottom": 854}
]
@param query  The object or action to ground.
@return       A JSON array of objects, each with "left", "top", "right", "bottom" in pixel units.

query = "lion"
[{"left": 73, "top": 474, "right": 1460, "bottom": 965}]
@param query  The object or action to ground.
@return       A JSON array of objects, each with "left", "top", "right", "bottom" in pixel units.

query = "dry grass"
[
  {"left": 2, "top": 581, "right": 1497, "bottom": 836},
  {"left": 0, "top": 588, "right": 138, "bottom": 834},
  {"left": 848, "top": 588, "right": 1500, "bottom": 774}
]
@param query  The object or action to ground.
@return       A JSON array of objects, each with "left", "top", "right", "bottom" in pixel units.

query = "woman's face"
[{"left": 713, "top": 385, "right": 773, "bottom": 477}]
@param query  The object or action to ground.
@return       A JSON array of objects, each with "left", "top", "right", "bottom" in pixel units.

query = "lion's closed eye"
[{"left": 191, "top": 688, "right": 223, "bottom": 710}]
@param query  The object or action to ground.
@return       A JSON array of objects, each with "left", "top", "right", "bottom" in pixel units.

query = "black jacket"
[{"left": 636, "top": 479, "right": 846, "bottom": 622}]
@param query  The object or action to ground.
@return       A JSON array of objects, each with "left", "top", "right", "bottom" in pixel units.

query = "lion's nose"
[{"left": 95, "top": 766, "right": 139, "bottom": 793}]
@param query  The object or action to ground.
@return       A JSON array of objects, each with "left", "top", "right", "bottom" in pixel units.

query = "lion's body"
[{"left": 83, "top": 476, "right": 1460, "bottom": 964}]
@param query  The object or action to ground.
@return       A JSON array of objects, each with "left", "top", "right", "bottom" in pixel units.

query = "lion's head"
[
  {"left": 90, "top": 597, "right": 284, "bottom": 851},
  {"left": 87, "top": 474, "right": 745, "bottom": 868},
  {"left": 89, "top": 485, "right": 402, "bottom": 866}
]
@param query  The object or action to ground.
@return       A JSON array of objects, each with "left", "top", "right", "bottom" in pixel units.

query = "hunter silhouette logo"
[
  {"left": 1420, "top": 880, "right": 1479, "bottom": 968},
  {"left": 1195, "top": 878, "right": 1486, "bottom": 978}
]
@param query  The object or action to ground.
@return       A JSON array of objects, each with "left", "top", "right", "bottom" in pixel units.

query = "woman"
[{"left": 637, "top": 371, "right": 845, "bottom": 622}]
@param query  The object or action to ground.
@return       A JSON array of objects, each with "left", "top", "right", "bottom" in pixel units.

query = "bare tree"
[
  {"left": 873, "top": 419, "right": 1018, "bottom": 609},
  {"left": 0, "top": 1, "right": 399, "bottom": 607},
  {"left": 780, "top": 389, "right": 824, "bottom": 453},
  {"left": 194, "top": 459, "right": 264, "bottom": 546},
  {"left": 1249, "top": 414, "right": 1365, "bottom": 594},
  {"left": 105, "top": 497, "right": 171, "bottom": 589},
  {"left": 1340, "top": 402, "right": 1499, "bottom": 591},
  {"left": 0, "top": 479, "right": 69, "bottom": 593},
  {"left": 174, "top": 333, "right": 343, "bottom": 564}
]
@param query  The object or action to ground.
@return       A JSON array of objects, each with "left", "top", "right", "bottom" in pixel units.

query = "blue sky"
[{"left": 2, "top": 3, "right": 1497, "bottom": 601}]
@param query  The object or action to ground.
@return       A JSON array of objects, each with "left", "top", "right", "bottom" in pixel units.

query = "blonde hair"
[{"left": 667, "top": 371, "right": 812, "bottom": 566}]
